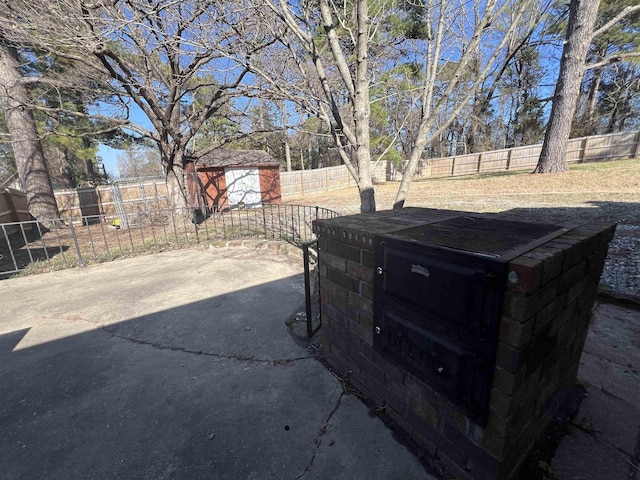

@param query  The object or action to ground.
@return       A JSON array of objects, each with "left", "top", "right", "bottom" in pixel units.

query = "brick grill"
[{"left": 312, "top": 208, "right": 616, "bottom": 480}]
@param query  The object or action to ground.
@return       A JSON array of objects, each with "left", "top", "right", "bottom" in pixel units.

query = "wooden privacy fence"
[
  {"left": 420, "top": 130, "right": 640, "bottom": 179},
  {"left": 0, "top": 189, "right": 30, "bottom": 235},
  {"left": 2, "top": 130, "right": 638, "bottom": 223},
  {"left": 280, "top": 161, "right": 388, "bottom": 197},
  {"left": 280, "top": 130, "right": 640, "bottom": 196},
  {"left": 53, "top": 177, "right": 169, "bottom": 223}
]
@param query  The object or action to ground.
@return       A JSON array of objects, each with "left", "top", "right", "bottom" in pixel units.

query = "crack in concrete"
[
  {"left": 596, "top": 436, "right": 640, "bottom": 479},
  {"left": 102, "top": 327, "right": 316, "bottom": 366},
  {"left": 594, "top": 383, "right": 636, "bottom": 404},
  {"left": 571, "top": 411, "right": 640, "bottom": 478},
  {"left": 629, "top": 425, "right": 640, "bottom": 480},
  {"left": 583, "top": 349, "right": 640, "bottom": 373},
  {"left": 295, "top": 392, "right": 345, "bottom": 480},
  {"left": 54, "top": 313, "right": 316, "bottom": 366}
]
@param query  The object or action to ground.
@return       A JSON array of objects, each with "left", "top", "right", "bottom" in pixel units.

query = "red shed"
[{"left": 189, "top": 150, "right": 282, "bottom": 211}]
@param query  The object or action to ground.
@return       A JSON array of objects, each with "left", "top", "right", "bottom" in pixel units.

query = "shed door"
[{"left": 224, "top": 168, "right": 262, "bottom": 208}]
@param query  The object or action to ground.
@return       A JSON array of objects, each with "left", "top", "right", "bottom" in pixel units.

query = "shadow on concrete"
[
  {"left": 2, "top": 200, "right": 638, "bottom": 480},
  {"left": 0, "top": 267, "right": 430, "bottom": 480},
  {"left": 0, "top": 275, "right": 319, "bottom": 480}
]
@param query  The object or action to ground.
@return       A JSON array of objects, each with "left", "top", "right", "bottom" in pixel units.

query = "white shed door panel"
[{"left": 225, "top": 167, "right": 262, "bottom": 208}]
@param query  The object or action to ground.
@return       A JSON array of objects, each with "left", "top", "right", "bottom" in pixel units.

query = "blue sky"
[
  {"left": 96, "top": 102, "right": 154, "bottom": 178},
  {"left": 97, "top": 144, "right": 122, "bottom": 178}
]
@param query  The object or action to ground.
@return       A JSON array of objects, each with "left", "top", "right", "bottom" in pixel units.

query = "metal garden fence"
[{"left": 0, "top": 204, "right": 338, "bottom": 277}]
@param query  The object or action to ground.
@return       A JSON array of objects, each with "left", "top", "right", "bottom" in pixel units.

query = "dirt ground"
[
  {"left": 282, "top": 159, "right": 640, "bottom": 225},
  {"left": 283, "top": 158, "right": 640, "bottom": 303},
  {"left": 3, "top": 159, "right": 638, "bottom": 279},
  {"left": 0, "top": 205, "right": 324, "bottom": 277}
]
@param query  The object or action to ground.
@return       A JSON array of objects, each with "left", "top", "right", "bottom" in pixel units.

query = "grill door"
[
  {"left": 377, "top": 311, "right": 492, "bottom": 424},
  {"left": 380, "top": 245, "right": 487, "bottom": 328},
  {"left": 373, "top": 235, "right": 507, "bottom": 425}
]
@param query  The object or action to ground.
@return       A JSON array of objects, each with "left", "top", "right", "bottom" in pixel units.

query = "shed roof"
[{"left": 196, "top": 150, "right": 280, "bottom": 168}]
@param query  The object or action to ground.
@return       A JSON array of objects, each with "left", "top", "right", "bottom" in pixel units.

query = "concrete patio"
[
  {"left": 0, "top": 244, "right": 638, "bottom": 479},
  {"left": 0, "top": 246, "right": 431, "bottom": 480}
]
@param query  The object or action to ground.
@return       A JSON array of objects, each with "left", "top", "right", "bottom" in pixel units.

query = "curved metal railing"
[{"left": 0, "top": 204, "right": 339, "bottom": 277}]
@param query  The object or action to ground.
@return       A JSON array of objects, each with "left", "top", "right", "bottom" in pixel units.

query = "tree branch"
[
  {"left": 592, "top": 5, "right": 640, "bottom": 39},
  {"left": 319, "top": 0, "right": 355, "bottom": 101},
  {"left": 586, "top": 51, "right": 640, "bottom": 70}
]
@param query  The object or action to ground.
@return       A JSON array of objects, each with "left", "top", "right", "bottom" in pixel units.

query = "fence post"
[
  {"left": 302, "top": 242, "right": 315, "bottom": 339},
  {"left": 68, "top": 220, "right": 84, "bottom": 267},
  {"left": 506, "top": 148, "right": 513, "bottom": 171},
  {"left": 451, "top": 157, "right": 456, "bottom": 176},
  {"left": 634, "top": 131, "right": 640, "bottom": 159},
  {"left": 580, "top": 137, "right": 589, "bottom": 163},
  {"left": 262, "top": 207, "right": 268, "bottom": 239},
  {"left": 1, "top": 224, "right": 19, "bottom": 272},
  {"left": 477, "top": 154, "right": 483, "bottom": 173}
]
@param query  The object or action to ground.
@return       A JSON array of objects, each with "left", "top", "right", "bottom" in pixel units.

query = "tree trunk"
[
  {"left": 165, "top": 164, "right": 189, "bottom": 210},
  {"left": 279, "top": 101, "right": 292, "bottom": 172},
  {"left": 466, "top": 98, "right": 482, "bottom": 153},
  {"left": 284, "top": 142, "right": 291, "bottom": 172},
  {"left": 393, "top": 142, "right": 421, "bottom": 209},
  {"left": 466, "top": 53, "right": 485, "bottom": 154},
  {"left": 534, "top": 0, "right": 600, "bottom": 174},
  {"left": 0, "top": 44, "right": 59, "bottom": 222},
  {"left": 353, "top": 0, "right": 375, "bottom": 213},
  {"left": 584, "top": 65, "right": 603, "bottom": 135},
  {"left": 162, "top": 148, "right": 189, "bottom": 211}
]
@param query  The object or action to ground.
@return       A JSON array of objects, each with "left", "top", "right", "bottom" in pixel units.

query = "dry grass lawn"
[{"left": 283, "top": 159, "right": 640, "bottom": 225}]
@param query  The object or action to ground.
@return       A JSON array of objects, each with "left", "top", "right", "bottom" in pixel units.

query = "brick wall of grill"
[{"left": 313, "top": 211, "right": 615, "bottom": 480}]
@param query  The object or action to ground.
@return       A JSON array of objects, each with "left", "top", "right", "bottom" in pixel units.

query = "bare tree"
[
  {"left": 252, "top": 0, "right": 377, "bottom": 211},
  {"left": 117, "top": 146, "right": 163, "bottom": 179},
  {"left": 254, "top": 0, "right": 540, "bottom": 211},
  {"left": 0, "top": 43, "right": 59, "bottom": 222},
  {"left": 535, "top": 0, "right": 640, "bottom": 173},
  {"left": 393, "top": 0, "right": 539, "bottom": 208},
  {"left": 0, "top": 1, "right": 267, "bottom": 209}
]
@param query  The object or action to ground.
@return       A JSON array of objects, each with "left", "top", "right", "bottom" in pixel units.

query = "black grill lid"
[{"left": 385, "top": 216, "right": 568, "bottom": 260}]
